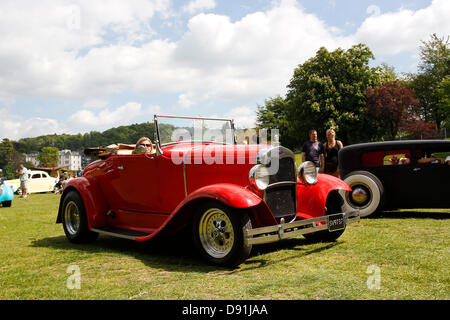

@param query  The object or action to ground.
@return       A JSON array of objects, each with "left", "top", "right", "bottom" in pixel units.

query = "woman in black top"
[{"left": 324, "top": 128, "right": 343, "bottom": 178}]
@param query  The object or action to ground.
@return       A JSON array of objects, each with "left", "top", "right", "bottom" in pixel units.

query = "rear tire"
[
  {"left": 61, "top": 191, "right": 98, "bottom": 243},
  {"left": 192, "top": 201, "right": 252, "bottom": 267},
  {"left": 340, "top": 171, "right": 384, "bottom": 218},
  {"left": 2, "top": 201, "right": 12, "bottom": 207}
]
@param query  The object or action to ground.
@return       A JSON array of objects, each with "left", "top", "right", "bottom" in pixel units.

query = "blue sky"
[{"left": 0, "top": 0, "right": 448, "bottom": 140}]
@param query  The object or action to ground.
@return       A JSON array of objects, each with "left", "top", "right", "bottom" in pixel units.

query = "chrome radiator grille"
[{"left": 265, "top": 156, "right": 297, "bottom": 220}]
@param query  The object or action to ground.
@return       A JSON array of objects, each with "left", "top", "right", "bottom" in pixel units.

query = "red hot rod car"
[{"left": 57, "top": 115, "right": 359, "bottom": 267}]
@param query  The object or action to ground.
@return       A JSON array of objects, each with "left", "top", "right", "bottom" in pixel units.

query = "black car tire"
[
  {"left": 2, "top": 201, "right": 12, "bottom": 207},
  {"left": 61, "top": 191, "right": 98, "bottom": 243},
  {"left": 341, "top": 171, "right": 384, "bottom": 218},
  {"left": 303, "top": 191, "right": 346, "bottom": 242},
  {"left": 193, "top": 201, "right": 252, "bottom": 268}
]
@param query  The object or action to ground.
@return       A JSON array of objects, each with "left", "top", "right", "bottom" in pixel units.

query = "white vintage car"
[
  {"left": 3, "top": 179, "right": 20, "bottom": 193},
  {"left": 8, "top": 170, "right": 58, "bottom": 194}
]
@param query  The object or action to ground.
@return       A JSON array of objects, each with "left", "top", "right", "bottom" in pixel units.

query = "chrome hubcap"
[
  {"left": 199, "top": 208, "right": 234, "bottom": 259},
  {"left": 351, "top": 187, "right": 368, "bottom": 204},
  {"left": 64, "top": 201, "right": 80, "bottom": 235}
]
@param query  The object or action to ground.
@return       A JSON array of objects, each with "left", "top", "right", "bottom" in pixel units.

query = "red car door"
[{"left": 107, "top": 154, "right": 185, "bottom": 213}]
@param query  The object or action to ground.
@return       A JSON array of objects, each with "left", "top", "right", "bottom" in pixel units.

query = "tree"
[
  {"left": 435, "top": 77, "right": 450, "bottom": 127},
  {"left": 282, "top": 44, "right": 381, "bottom": 147},
  {"left": 0, "top": 138, "right": 14, "bottom": 169},
  {"left": 37, "top": 147, "right": 59, "bottom": 167},
  {"left": 408, "top": 34, "right": 450, "bottom": 129},
  {"left": 366, "top": 81, "right": 419, "bottom": 140},
  {"left": 399, "top": 114, "right": 438, "bottom": 139},
  {"left": 256, "top": 96, "right": 293, "bottom": 146},
  {"left": 374, "top": 63, "right": 398, "bottom": 84}
]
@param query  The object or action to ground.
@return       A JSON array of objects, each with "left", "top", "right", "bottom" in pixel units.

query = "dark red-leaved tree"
[
  {"left": 399, "top": 113, "right": 438, "bottom": 139},
  {"left": 366, "top": 81, "right": 420, "bottom": 140}
]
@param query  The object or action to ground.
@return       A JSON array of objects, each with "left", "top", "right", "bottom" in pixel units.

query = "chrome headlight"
[
  {"left": 248, "top": 164, "right": 270, "bottom": 190},
  {"left": 298, "top": 161, "right": 318, "bottom": 185}
]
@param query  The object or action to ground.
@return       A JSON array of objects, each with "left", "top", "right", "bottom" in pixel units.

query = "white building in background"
[
  {"left": 24, "top": 153, "right": 39, "bottom": 167},
  {"left": 58, "top": 149, "right": 82, "bottom": 171}
]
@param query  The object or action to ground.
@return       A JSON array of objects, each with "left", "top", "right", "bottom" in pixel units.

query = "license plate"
[{"left": 328, "top": 213, "right": 346, "bottom": 232}]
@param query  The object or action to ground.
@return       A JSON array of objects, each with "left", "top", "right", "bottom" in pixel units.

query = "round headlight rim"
[
  {"left": 298, "top": 161, "right": 318, "bottom": 185},
  {"left": 248, "top": 164, "right": 270, "bottom": 191}
]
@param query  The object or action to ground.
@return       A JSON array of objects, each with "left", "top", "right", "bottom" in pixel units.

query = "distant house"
[
  {"left": 58, "top": 149, "right": 82, "bottom": 171},
  {"left": 24, "top": 153, "right": 40, "bottom": 167}
]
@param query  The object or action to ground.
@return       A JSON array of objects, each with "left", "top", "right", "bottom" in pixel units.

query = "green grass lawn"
[{"left": 0, "top": 193, "right": 449, "bottom": 300}]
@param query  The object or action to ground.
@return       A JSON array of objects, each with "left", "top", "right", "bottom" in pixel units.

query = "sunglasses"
[{"left": 140, "top": 143, "right": 152, "bottom": 147}]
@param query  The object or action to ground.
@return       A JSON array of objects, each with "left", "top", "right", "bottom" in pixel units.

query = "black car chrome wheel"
[{"left": 341, "top": 171, "right": 384, "bottom": 218}]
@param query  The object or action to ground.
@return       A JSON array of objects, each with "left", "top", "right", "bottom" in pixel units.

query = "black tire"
[
  {"left": 303, "top": 190, "right": 346, "bottom": 242},
  {"left": 61, "top": 191, "right": 98, "bottom": 243},
  {"left": 2, "top": 201, "right": 12, "bottom": 207},
  {"left": 192, "top": 201, "right": 252, "bottom": 267},
  {"left": 340, "top": 170, "right": 384, "bottom": 218}
]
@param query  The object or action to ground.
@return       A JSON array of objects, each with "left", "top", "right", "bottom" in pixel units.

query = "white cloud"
[
  {"left": 224, "top": 107, "right": 256, "bottom": 129},
  {"left": 2, "top": 0, "right": 445, "bottom": 109},
  {"left": 1, "top": 0, "right": 449, "bottom": 139},
  {"left": 366, "top": 5, "right": 381, "bottom": 17},
  {"left": 0, "top": 108, "right": 66, "bottom": 140},
  {"left": 68, "top": 102, "right": 147, "bottom": 129},
  {"left": 182, "top": 0, "right": 216, "bottom": 15},
  {"left": 354, "top": 0, "right": 450, "bottom": 55}
]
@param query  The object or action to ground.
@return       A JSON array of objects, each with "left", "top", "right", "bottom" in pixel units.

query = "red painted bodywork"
[
  {"left": 296, "top": 174, "right": 352, "bottom": 220},
  {"left": 58, "top": 142, "right": 352, "bottom": 240}
]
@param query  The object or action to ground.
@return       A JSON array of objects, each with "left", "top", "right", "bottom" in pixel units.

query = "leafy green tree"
[
  {"left": 0, "top": 138, "right": 14, "bottom": 169},
  {"left": 280, "top": 44, "right": 381, "bottom": 147},
  {"left": 436, "top": 77, "right": 450, "bottom": 127},
  {"left": 37, "top": 147, "right": 59, "bottom": 167},
  {"left": 408, "top": 34, "right": 450, "bottom": 129},
  {"left": 256, "top": 96, "right": 293, "bottom": 146}
]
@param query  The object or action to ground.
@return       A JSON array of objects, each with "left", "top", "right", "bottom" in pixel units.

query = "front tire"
[
  {"left": 303, "top": 190, "right": 346, "bottom": 242},
  {"left": 61, "top": 191, "right": 98, "bottom": 243},
  {"left": 193, "top": 201, "right": 252, "bottom": 267},
  {"left": 340, "top": 171, "right": 384, "bottom": 218}
]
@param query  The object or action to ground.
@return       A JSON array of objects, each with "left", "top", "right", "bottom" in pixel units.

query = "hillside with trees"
[{"left": 13, "top": 122, "right": 159, "bottom": 154}]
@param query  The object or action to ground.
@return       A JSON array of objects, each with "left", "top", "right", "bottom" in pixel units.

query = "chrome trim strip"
[
  {"left": 244, "top": 210, "right": 360, "bottom": 246},
  {"left": 181, "top": 145, "right": 204, "bottom": 197},
  {"left": 91, "top": 228, "right": 138, "bottom": 241},
  {"left": 266, "top": 181, "right": 297, "bottom": 189}
]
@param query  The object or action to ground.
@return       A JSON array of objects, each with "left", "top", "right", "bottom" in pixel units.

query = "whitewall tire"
[{"left": 340, "top": 171, "right": 384, "bottom": 218}]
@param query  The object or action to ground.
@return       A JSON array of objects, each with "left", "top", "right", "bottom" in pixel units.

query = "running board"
[{"left": 91, "top": 226, "right": 152, "bottom": 240}]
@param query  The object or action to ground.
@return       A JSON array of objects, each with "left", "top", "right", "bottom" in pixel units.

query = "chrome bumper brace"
[{"left": 244, "top": 211, "right": 360, "bottom": 246}]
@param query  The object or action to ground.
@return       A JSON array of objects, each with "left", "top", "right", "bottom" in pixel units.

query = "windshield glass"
[{"left": 156, "top": 116, "right": 235, "bottom": 146}]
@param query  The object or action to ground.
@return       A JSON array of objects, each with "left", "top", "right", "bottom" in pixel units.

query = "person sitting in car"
[
  {"left": 417, "top": 152, "right": 445, "bottom": 164},
  {"left": 134, "top": 137, "right": 154, "bottom": 155}
]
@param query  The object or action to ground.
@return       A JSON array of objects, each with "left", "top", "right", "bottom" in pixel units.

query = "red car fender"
[
  {"left": 57, "top": 177, "right": 109, "bottom": 228},
  {"left": 297, "top": 174, "right": 352, "bottom": 219},
  {"left": 145, "top": 183, "right": 271, "bottom": 241},
  {"left": 181, "top": 183, "right": 262, "bottom": 208}
]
